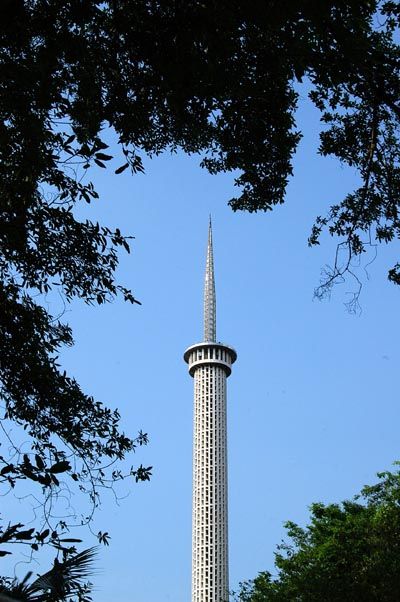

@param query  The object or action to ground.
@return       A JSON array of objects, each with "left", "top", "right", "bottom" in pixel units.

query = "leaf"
[
  {"left": 131, "top": 155, "right": 144, "bottom": 174},
  {"left": 39, "top": 529, "right": 50, "bottom": 541},
  {"left": 94, "top": 159, "right": 106, "bottom": 168},
  {"left": 15, "top": 528, "right": 35, "bottom": 540},
  {"left": 97, "top": 531, "right": 110, "bottom": 546},
  {"left": 0, "top": 551, "right": 11, "bottom": 556},
  {"left": 95, "top": 152, "right": 113, "bottom": 161},
  {"left": 37, "top": 473, "right": 52, "bottom": 487},
  {"left": 115, "top": 162, "right": 129, "bottom": 174},
  {"left": 1, "top": 465, "right": 14, "bottom": 475},
  {"left": 49, "top": 461, "right": 71, "bottom": 474},
  {"left": 51, "top": 474, "right": 60, "bottom": 486},
  {"left": 80, "top": 142, "right": 91, "bottom": 156},
  {"left": 65, "top": 134, "right": 76, "bottom": 145},
  {"left": 35, "top": 454, "right": 45, "bottom": 470}
]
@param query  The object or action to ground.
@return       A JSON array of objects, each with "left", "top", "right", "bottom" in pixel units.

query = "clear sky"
[{"left": 4, "top": 88, "right": 400, "bottom": 600}]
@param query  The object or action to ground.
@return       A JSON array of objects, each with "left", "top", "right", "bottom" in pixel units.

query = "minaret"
[{"left": 184, "top": 219, "right": 237, "bottom": 602}]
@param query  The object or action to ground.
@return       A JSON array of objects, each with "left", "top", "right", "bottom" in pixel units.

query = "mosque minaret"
[{"left": 184, "top": 219, "right": 237, "bottom": 602}]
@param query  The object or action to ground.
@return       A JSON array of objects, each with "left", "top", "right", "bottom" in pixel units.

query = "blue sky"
[{"left": 4, "top": 89, "right": 400, "bottom": 599}]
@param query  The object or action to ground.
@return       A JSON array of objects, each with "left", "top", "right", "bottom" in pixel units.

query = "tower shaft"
[
  {"left": 184, "top": 221, "right": 236, "bottom": 602},
  {"left": 193, "top": 359, "right": 228, "bottom": 601}
]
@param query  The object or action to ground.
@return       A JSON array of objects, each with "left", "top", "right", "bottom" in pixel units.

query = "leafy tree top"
[
  {"left": 2, "top": 0, "right": 398, "bottom": 300},
  {"left": 236, "top": 465, "right": 400, "bottom": 601}
]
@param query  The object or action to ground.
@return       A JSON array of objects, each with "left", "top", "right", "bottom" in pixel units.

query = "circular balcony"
[{"left": 184, "top": 342, "right": 237, "bottom": 377}]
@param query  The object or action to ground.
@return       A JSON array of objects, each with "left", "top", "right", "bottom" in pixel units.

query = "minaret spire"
[
  {"left": 184, "top": 219, "right": 237, "bottom": 602},
  {"left": 204, "top": 216, "right": 216, "bottom": 342}
]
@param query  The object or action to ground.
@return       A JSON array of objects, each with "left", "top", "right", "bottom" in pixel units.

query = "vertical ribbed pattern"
[
  {"left": 186, "top": 220, "right": 235, "bottom": 602},
  {"left": 192, "top": 364, "right": 229, "bottom": 602},
  {"left": 204, "top": 218, "right": 216, "bottom": 342}
]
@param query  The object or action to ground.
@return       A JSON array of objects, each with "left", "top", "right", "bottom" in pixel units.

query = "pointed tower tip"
[{"left": 204, "top": 218, "right": 216, "bottom": 342}]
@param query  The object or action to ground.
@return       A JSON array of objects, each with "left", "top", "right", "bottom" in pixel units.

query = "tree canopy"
[
  {"left": 1, "top": 1, "right": 398, "bottom": 304},
  {"left": 0, "top": 0, "right": 399, "bottom": 578},
  {"left": 236, "top": 466, "right": 400, "bottom": 601}
]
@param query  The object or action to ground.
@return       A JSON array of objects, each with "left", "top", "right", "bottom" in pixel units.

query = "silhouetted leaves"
[
  {"left": 0, "top": 547, "right": 97, "bottom": 601},
  {"left": 0, "top": 466, "right": 13, "bottom": 476},
  {"left": 35, "top": 455, "right": 45, "bottom": 471},
  {"left": 131, "top": 465, "right": 152, "bottom": 483},
  {"left": 97, "top": 532, "right": 110, "bottom": 546},
  {"left": 49, "top": 461, "right": 71, "bottom": 474},
  {"left": 0, "top": 0, "right": 399, "bottom": 586},
  {"left": 14, "top": 529, "right": 34, "bottom": 541},
  {"left": 115, "top": 163, "right": 129, "bottom": 174}
]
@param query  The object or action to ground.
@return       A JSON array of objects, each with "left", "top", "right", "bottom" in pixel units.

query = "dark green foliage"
[
  {"left": 0, "top": 0, "right": 156, "bottom": 565},
  {"left": 1, "top": 0, "right": 395, "bottom": 310},
  {"left": 0, "top": 0, "right": 399, "bottom": 577},
  {"left": 236, "top": 467, "right": 400, "bottom": 601}
]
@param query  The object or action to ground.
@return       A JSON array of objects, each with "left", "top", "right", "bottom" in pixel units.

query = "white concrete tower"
[{"left": 184, "top": 219, "right": 237, "bottom": 602}]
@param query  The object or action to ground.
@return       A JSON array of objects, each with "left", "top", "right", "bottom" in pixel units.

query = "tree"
[
  {"left": 0, "top": 547, "right": 97, "bottom": 602},
  {"left": 0, "top": 0, "right": 157, "bottom": 567},
  {"left": 236, "top": 466, "right": 400, "bottom": 602},
  {"left": 1, "top": 1, "right": 400, "bottom": 293},
  {"left": 0, "top": 0, "right": 398, "bottom": 574}
]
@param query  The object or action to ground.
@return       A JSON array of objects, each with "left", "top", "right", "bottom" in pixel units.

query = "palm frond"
[
  {"left": 0, "top": 574, "right": 33, "bottom": 602},
  {"left": 30, "top": 546, "right": 97, "bottom": 596},
  {"left": 12, "top": 547, "right": 98, "bottom": 602}
]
